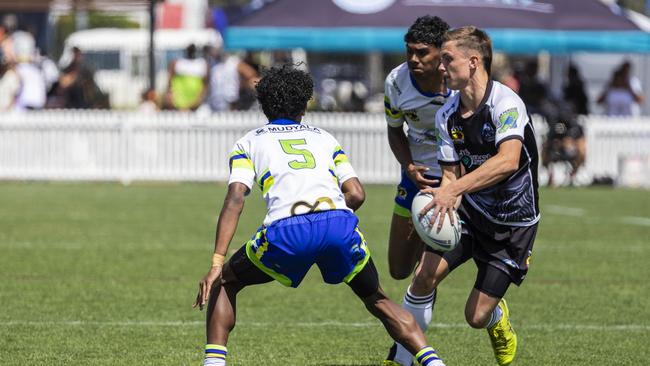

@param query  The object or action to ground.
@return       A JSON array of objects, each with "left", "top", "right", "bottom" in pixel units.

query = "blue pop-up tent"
[{"left": 225, "top": 0, "right": 650, "bottom": 54}]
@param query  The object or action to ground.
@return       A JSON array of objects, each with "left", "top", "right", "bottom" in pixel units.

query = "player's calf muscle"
[{"left": 388, "top": 217, "right": 421, "bottom": 279}]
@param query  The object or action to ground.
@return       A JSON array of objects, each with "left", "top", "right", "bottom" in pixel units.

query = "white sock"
[
  {"left": 485, "top": 303, "right": 503, "bottom": 329},
  {"left": 204, "top": 358, "right": 225, "bottom": 366},
  {"left": 393, "top": 287, "right": 437, "bottom": 366}
]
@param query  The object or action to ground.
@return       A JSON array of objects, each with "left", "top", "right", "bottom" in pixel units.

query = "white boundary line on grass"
[
  {"left": 543, "top": 206, "right": 650, "bottom": 227},
  {"left": 543, "top": 205, "right": 586, "bottom": 217},
  {"left": 1, "top": 320, "right": 649, "bottom": 331},
  {"left": 620, "top": 216, "right": 650, "bottom": 226}
]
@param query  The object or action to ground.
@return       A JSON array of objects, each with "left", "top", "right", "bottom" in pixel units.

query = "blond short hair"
[{"left": 443, "top": 26, "right": 493, "bottom": 75}]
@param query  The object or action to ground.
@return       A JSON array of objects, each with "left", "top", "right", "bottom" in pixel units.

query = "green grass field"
[{"left": 1, "top": 183, "right": 649, "bottom": 365}]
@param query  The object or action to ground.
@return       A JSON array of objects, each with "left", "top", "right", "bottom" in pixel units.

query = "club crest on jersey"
[
  {"left": 450, "top": 126, "right": 464, "bottom": 143},
  {"left": 404, "top": 110, "right": 419, "bottom": 122},
  {"left": 481, "top": 122, "right": 495, "bottom": 142},
  {"left": 497, "top": 108, "right": 518, "bottom": 133}
]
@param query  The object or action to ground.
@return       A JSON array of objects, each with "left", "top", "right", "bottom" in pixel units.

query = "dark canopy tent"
[{"left": 225, "top": 0, "right": 650, "bottom": 53}]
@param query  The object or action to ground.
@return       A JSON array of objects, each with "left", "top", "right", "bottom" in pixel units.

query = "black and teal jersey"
[{"left": 436, "top": 79, "right": 540, "bottom": 226}]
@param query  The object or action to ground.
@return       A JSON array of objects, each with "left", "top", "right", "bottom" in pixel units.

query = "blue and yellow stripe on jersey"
[
  {"left": 257, "top": 168, "right": 275, "bottom": 195},
  {"left": 384, "top": 95, "right": 402, "bottom": 119},
  {"left": 328, "top": 165, "right": 338, "bottom": 185},
  {"left": 229, "top": 149, "right": 254, "bottom": 172},
  {"left": 332, "top": 146, "right": 349, "bottom": 166}
]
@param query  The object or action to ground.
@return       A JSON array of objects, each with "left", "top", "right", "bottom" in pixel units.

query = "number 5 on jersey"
[{"left": 279, "top": 139, "right": 316, "bottom": 169}]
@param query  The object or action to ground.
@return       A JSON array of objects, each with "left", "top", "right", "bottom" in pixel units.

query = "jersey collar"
[
  {"left": 268, "top": 118, "right": 300, "bottom": 125},
  {"left": 477, "top": 79, "right": 494, "bottom": 109},
  {"left": 409, "top": 72, "right": 451, "bottom": 98}
]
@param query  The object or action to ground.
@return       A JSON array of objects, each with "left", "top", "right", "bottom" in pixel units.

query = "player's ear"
[{"left": 469, "top": 54, "right": 479, "bottom": 71}]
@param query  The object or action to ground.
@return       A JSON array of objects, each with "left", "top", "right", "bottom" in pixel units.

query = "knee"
[
  {"left": 389, "top": 266, "right": 412, "bottom": 281},
  {"left": 465, "top": 307, "right": 490, "bottom": 329}
]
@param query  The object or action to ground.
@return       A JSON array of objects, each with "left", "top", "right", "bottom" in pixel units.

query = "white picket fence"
[{"left": 0, "top": 111, "right": 649, "bottom": 185}]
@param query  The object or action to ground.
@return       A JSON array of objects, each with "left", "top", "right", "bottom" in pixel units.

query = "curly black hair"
[
  {"left": 255, "top": 64, "right": 314, "bottom": 121},
  {"left": 404, "top": 15, "right": 450, "bottom": 48}
]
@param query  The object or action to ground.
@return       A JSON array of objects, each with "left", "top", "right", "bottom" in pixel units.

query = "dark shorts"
[
  {"left": 437, "top": 203, "right": 538, "bottom": 296},
  {"left": 393, "top": 170, "right": 440, "bottom": 218}
]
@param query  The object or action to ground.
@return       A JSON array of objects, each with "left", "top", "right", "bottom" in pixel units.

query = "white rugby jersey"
[
  {"left": 228, "top": 119, "right": 358, "bottom": 226},
  {"left": 384, "top": 62, "right": 453, "bottom": 178}
]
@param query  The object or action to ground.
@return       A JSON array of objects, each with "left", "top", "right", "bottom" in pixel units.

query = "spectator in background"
[
  {"left": 519, "top": 59, "right": 584, "bottom": 186},
  {"left": 48, "top": 47, "right": 109, "bottom": 109},
  {"left": 165, "top": 44, "right": 208, "bottom": 111},
  {"left": 492, "top": 56, "right": 519, "bottom": 93},
  {"left": 138, "top": 88, "right": 158, "bottom": 114},
  {"left": 12, "top": 30, "right": 46, "bottom": 110},
  {"left": 0, "top": 20, "right": 19, "bottom": 111},
  {"left": 563, "top": 63, "right": 589, "bottom": 116},
  {"left": 0, "top": 58, "right": 19, "bottom": 110},
  {"left": 207, "top": 48, "right": 259, "bottom": 112},
  {"left": 598, "top": 61, "right": 644, "bottom": 117},
  {"left": 236, "top": 51, "right": 262, "bottom": 110},
  {"left": 0, "top": 17, "right": 16, "bottom": 64},
  {"left": 621, "top": 61, "right": 644, "bottom": 114},
  {"left": 36, "top": 49, "right": 59, "bottom": 94}
]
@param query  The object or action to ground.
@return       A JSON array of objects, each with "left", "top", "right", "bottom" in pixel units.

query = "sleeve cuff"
[
  {"left": 228, "top": 177, "right": 253, "bottom": 190},
  {"left": 496, "top": 134, "right": 524, "bottom": 147},
  {"left": 438, "top": 160, "right": 461, "bottom": 166}
]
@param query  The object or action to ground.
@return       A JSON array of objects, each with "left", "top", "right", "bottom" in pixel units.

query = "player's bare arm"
[
  {"left": 424, "top": 140, "right": 521, "bottom": 229},
  {"left": 420, "top": 164, "right": 460, "bottom": 227},
  {"left": 447, "top": 139, "right": 521, "bottom": 195},
  {"left": 341, "top": 177, "right": 365, "bottom": 211},
  {"left": 193, "top": 182, "right": 248, "bottom": 310},
  {"left": 387, "top": 125, "right": 438, "bottom": 188}
]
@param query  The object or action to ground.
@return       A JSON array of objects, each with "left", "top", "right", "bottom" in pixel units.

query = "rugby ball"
[{"left": 411, "top": 192, "right": 462, "bottom": 252}]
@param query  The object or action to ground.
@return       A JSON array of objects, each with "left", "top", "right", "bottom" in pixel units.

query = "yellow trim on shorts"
[
  {"left": 343, "top": 227, "right": 371, "bottom": 283},
  {"left": 393, "top": 203, "right": 411, "bottom": 218},
  {"left": 245, "top": 238, "right": 292, "bottom": 287}
]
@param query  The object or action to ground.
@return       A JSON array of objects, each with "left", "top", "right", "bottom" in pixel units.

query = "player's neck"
[
  {"left": 459, "top": 71, "right": 489, "bottom": 116},
  {"left": 412, "top": 72, "right": 446, "bottom": 94}
]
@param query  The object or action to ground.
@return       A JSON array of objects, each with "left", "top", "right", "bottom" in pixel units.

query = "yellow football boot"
[
  {"left": 487, "top": 298, "right": 517, "bottom": 366},
  {"left": 382, "top": 361, "right": 405, "bottom": 366}
]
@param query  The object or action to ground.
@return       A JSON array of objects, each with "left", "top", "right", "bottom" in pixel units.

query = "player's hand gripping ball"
[{"left": 411, "top": 192, "right": 462, "bottom": 252}]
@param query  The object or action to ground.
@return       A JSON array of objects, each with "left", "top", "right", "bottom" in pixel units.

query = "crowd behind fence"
[{"left": 0, "top": 111, "right": 649, "bottom": 186}]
